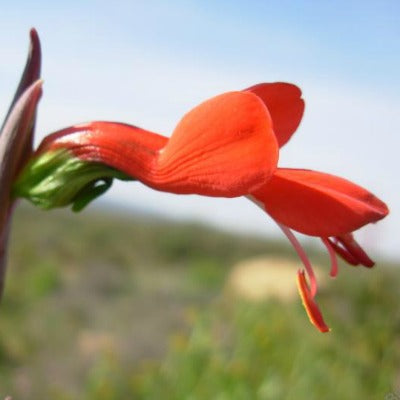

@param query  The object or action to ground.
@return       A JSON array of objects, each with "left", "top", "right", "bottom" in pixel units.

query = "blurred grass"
[{"left": 0, "top": 204, "right": 399, "bottom": 399}]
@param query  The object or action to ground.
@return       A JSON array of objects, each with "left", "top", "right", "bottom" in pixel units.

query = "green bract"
[{"left": 13, "top": 149, "right": 130, "bottom": 212}]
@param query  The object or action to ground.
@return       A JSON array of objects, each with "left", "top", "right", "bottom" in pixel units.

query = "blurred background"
[{"left": 0, "top": 1, "right": 399, "bottom": 398}]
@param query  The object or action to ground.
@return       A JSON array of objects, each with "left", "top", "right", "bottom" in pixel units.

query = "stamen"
[
  {"left": 277, "top": 223, "right": 318, "bottom": 298},
  {"left": 336, "top": 233, "right": 375, "bottom": 268},
  {"left": 297, "top": 270, "right": 330, "bottom": 333},
  {"left": 327, "top": 237, "right": 359, "bottom": 266},
  {"left": 321, "top": 237, "right": 339, "bottom": 278}
]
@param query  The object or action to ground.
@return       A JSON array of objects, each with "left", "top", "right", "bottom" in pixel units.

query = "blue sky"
[{"left": 1, "top": 1, "right": 399, "bottom": 259}]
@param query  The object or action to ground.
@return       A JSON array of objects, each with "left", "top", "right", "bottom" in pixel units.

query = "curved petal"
[
  {"left": 251, "top": 168, "right": 389, "bottom": 237},
  {"left": 157, "top": 91, "right": 278, "bottom": 196},
  {"left": 244, "top": 82, "right": 304, "bottom": 147},
  {"left": 37, "top": 91, "right": 279, "bottom": 198}
]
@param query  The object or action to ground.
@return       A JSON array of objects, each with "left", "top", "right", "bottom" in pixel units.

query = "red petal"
[
  {"left": 244, "top": 82, "right": 304, "bottom": 147},
  {"left": 157, "top": 91, "right": 278, "bottom": 196},
  {"left": 252, "top": 168, "right": 389, "bottom": 237},
  {"left": 297, "top": 270, "right": 330, "bottom": 333}
]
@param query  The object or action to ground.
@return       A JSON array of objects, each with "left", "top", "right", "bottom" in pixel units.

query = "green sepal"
[
  {"left": 71, "top": 178, "right": 113, "bottom": 212},
  {"left": 12, "top": 149, "right": 131, "bottom": 211}
]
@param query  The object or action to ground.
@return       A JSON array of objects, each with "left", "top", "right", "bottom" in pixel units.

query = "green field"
[{"left": 0, "top": 204, "right": 399, "bottom": 399}]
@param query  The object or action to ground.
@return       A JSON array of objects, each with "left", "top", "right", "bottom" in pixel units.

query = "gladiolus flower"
[
  {"left": 13, "top": 80, "right": 388, "bottom": 332},
  {"left": 0, "top": 29, "right": 388, "bottom": 333}
]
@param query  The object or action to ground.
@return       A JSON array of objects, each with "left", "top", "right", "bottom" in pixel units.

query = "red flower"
[
  {"left": 2, "top": 30, "right": 388, "bottom": 332},
  {"left": 15, "top": 82, "right": 389, "bottom": 332}
]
